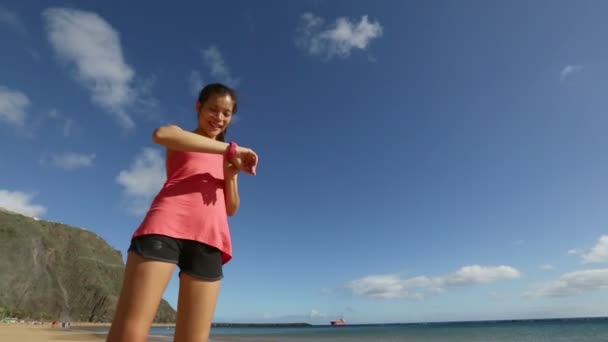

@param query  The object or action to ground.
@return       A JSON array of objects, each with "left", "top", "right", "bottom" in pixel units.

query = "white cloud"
[
  {"left": 295, "top": 12, "right": 383, "bottom": 61},
  {"left": 444, "top": 265, "right": 521, "bottom": 285},
  {"left": 189, "top": 45, "right": 239, "bottom": 94},
  {"left": 116, "top": 148, "right": 165, "bottom": 215},
  {"left": 61, "top": 118, "right": 74, "bottom": 137},
  {"left": 201, "top": 45, "right": 240, "bottom": 87},
  {"left": 348, "top": 274, "right": 409, "bottom": 299},
  {"left": 581, "top": 235, "right": 608, "bottom": 264},
  {"left": 525, "top": 268, "right": 608, "bottom": 297},
  {"left": 49, "top": 110, "right": 75, "bottom": 137},
  {"left": 309, "top": 309, "right": 326, "bottom": 319},
  {"left": 540, "top": 264, "right": 555, "bottom": 270},
  {"left": 560, "top": 65, "right": 583, "bottom": 82},
  {"left": 568, "top": 248, "right": 582, "bottom": 255},
  {"left": 0, "top": 6, "right": 26, "bottom": 34},
  {"left": 0, "top": 189, "right": 47, "bottom": 217},
  {"left": 346, "top": 265, "right": 521, "bottom": 300},
  {"left": 320, "top": 287, "right": 335, "bottom": 295},
  {"left": 0, "top": 86, "right": 30, "bottom": 126},
  {"left": 51, "top": 152, "right": 95, "bottom": 170},
  {"left": 43, "top": 7, "right": 143, "bottom": 129}
]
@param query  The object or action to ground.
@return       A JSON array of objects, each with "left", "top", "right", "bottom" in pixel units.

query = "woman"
[{"left": 106, "top": 83, "right": 258, "bottom": 342}]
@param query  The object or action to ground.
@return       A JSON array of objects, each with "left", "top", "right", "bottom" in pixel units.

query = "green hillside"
[{"left": 0, "top": 208, "right": 176, "bottom": 323}]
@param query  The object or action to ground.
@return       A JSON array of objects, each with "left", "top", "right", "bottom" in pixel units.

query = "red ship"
[{"left": 330, "top": 318, "right": 346, "bottom": 326}]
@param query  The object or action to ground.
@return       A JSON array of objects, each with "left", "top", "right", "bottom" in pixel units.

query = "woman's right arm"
[
  {"left": 153, "top": 125, "right": 230, "bottom": 154},
  {"left": 153, "top": 125, "right": 259, "bottom": 174}
]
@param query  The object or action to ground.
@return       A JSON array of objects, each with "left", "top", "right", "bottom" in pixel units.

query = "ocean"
[{"left": 130, "top": 317, "right": 608, "bottom": 341}]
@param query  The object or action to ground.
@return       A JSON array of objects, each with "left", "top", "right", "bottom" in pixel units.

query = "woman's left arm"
[{"left": 224, "top": 162, "right": 240, "bottom": 216}]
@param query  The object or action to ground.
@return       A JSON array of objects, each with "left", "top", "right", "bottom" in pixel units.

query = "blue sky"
[{"left": 2, "top": 0, "right": 608, "bottom": 325}]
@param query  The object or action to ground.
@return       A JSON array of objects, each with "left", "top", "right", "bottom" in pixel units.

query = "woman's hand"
[
  {"left": 231, "top": 146, "right": 258, "bottom": 175},
  {"left": 224, "top": 158, "right": 240, "bottom": 179}
]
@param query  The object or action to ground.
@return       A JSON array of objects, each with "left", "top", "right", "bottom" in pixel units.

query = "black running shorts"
[{"left": 128, "top": 234, "right": 223, "bottom": 281}]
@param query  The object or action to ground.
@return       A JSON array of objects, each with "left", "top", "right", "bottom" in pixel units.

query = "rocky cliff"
[{"left": 0, "top": 209, "right": 176, "bottom": 323}]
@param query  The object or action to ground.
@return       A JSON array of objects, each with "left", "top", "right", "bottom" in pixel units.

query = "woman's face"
[{"left": 196, "top": 93, "right": 234, "bottom": 139}]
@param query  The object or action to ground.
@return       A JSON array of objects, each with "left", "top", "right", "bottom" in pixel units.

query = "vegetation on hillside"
[{"left": 0, "top": 209, "right": 176, "bottom": 323}]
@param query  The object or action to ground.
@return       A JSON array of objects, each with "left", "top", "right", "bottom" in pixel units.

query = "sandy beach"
[
  {"left": 0, "top": 324, "right": 105, "bottom": 342},
  {"left": 0, "top": 323, "right": 268, "bottom": 342}
]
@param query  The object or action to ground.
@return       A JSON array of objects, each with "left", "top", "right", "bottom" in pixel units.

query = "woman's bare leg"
[
  {"left": 173, "top": 273, "right": 222, "bottom": 342},
  {"left": 106, "top": 252, "right": 176, "bottom": 342}
]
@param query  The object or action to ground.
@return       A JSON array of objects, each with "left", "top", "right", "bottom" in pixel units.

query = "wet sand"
[{"left": 0, "top": 324, "right": 105, "bottom": 342}]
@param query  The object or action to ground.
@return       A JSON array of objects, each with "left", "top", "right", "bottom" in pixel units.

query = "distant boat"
[{"left": 330, "top": 318, "right": 346, "bottom": 326}]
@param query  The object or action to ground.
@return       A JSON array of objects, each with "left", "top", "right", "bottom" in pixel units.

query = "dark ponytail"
[{"left": 197, "top": 83, "right": 238, "bottom": 142}]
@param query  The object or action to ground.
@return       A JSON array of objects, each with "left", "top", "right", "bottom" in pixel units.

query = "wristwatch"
[{"left": 226, "top": 141, "right": 238, "bottom": 161}]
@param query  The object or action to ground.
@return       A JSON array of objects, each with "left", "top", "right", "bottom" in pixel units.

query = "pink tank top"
[{"left": 132, "top": 150, "right": 232, "bottom": 264}]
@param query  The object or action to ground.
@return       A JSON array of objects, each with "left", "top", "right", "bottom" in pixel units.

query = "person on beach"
[{"left": 106, "top": 83, "right": 258, "bottom": 342}]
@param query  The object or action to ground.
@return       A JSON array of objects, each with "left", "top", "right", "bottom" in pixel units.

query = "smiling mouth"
[{"left": 209, "top": 121, "right": 223, "bottom": 130}]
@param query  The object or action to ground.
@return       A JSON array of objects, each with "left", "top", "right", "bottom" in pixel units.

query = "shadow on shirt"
[{"left": 160, "top": 173, "right": 224, "bottom": 206}]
